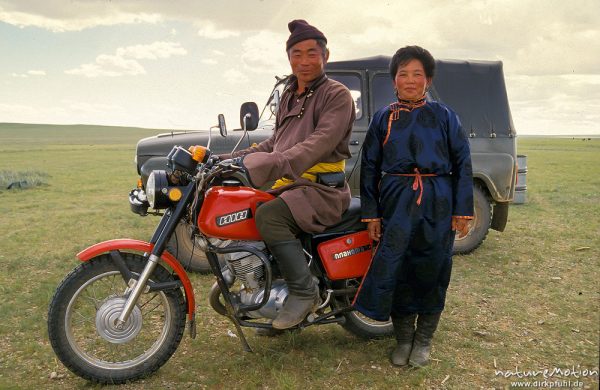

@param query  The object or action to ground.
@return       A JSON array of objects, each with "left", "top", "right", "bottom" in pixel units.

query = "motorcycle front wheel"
[{"left": 48, "top": 253, "right": 187, "bottom": 384}]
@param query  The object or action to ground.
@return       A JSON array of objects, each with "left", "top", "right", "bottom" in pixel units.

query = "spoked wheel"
[
  {"left": 48, "top": 253, "right": 186, "bottom": 384},
  {"left": 339, "top": 278, "right": 393, "bottom": 339}
]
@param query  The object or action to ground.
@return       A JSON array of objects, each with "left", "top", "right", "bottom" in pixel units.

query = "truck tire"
[
  {"left": 453, "top": 184, "right": 491, "bottom": 255},
  {"left": 167, "top": 221, "right": 211, "bottom": 273}
]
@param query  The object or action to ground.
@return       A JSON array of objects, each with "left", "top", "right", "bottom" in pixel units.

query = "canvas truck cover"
[{"left": 326, "top": 56, "right": 516, "bottom": 138}]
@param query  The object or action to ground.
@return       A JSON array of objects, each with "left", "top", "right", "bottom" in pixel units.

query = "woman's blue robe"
[{"left": 353, "top": 100, "right": 473, "bottom": 321}]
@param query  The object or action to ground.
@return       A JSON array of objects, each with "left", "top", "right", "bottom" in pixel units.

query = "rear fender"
[
  {"left": 471, "top": 152, "right": 516, "bottom": 202},
  {"left": 77, "top": 239, "right": 195, "bottom": 320}
]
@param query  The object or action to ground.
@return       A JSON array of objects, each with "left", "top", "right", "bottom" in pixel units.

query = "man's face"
[{"left": 288, "top": 39, "right": 328, "bottom": 87}]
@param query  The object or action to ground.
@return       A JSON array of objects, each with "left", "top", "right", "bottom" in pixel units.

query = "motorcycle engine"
[
  {"left": 222, "top": 241, "right": 288, "bottom": 319},
  {"left": 223, "top": 241, "right": 266, "bottom": 289}
]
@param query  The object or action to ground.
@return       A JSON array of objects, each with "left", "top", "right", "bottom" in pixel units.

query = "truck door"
[{"left": 327, "top": 70, "right": 368, "bottom": 195}]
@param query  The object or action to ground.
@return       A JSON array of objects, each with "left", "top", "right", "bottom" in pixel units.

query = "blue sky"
[{"left": 1, "top": 0, "right": 599, "bottom": 135}]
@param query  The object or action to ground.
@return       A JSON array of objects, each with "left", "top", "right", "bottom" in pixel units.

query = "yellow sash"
[{"left": 271, "top": 160, "right": 346, "bottom": 189}]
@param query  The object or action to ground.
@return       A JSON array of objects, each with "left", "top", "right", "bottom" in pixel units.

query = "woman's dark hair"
[{"left": 389, "top": 45, "right": 435, "bottom": 79}]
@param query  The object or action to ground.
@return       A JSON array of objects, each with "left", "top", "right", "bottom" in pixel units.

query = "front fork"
[{"left": 116, "top": 182, "right": 197, "bottom": 328}]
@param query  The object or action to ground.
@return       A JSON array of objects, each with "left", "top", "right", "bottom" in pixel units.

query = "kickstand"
[
  {"left": 224, "top": 302, "right": 253, "bottom": 353},
  {"left": 205, "top": 251, "right": 253, "bottom": 352}
]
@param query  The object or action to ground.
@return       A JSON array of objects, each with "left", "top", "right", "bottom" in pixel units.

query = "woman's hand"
[
  {"left": 451, "top": 216, "right": 470, "bottom": 238},
  {"left": 367, "top": 220, "right": 381, "bottom": 241}
]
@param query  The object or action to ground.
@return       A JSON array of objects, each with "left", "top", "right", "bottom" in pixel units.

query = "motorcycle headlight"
[
  {"left": 146, "top": 170, "right": 186, "bottom": 209},
  {"left": 146, "top": 170, "right": 169, "bottom": 209}
]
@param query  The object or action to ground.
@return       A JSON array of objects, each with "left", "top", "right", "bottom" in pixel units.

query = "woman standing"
[{"left": 353, "top": 46, "right": 473, "bottom": 367}]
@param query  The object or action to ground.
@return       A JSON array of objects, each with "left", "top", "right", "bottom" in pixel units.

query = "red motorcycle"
[{"left": 47, "top": 108, "right": 392, "bottom": 384}]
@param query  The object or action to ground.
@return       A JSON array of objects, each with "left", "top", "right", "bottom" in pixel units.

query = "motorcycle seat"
[{"left": 321, "top": 197, "right": 366, "bottom": 234}]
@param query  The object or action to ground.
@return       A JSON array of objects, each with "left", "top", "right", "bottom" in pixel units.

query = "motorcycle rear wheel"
[
  {"left": 339, "top": 278, "right": 393, "bottom": 339},
  {"left": 47, "top": 253, "right": 186, "bottom": 384}
]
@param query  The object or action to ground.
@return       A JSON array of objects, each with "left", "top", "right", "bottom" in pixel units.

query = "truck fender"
[
  {"left": 471, "top": 152, "right": 516, "bottom": 202},
  {"left": 77, "top": 239, "right": 195, "bottom": 320}
]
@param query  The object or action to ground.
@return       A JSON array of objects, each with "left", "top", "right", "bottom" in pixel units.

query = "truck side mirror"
[
  {"left": 270, "top": 90, "right": 280, "bottom": 114},
  {"left": 240, "top": 102, "right": 259, "bottom": 131},
  {"left": 218, "top": 114, "right": 227, "bottom": 137}
]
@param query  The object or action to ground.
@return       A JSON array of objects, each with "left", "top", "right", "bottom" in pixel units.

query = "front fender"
[{"left": 77, "top": 239, "right": 195, "bottom": 320}]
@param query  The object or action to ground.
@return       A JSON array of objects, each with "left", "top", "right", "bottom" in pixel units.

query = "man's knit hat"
[{"left": 286, "top": 19, "right": 327, "bottom": 51}]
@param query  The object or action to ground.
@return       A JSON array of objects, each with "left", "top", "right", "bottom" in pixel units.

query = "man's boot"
[
  {"left": 409, "top": 313, "right": 441, "bottom": 367},
  {"left": 269, "top": 240, "right": 320, "bottom": 330},
  {"left": 390, "top": 314, "right": 417, "bottom": 366}
]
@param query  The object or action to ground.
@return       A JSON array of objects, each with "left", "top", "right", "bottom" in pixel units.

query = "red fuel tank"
[
  {"left": 317, "top": 231, "right": 373, "bottom": 280},
  {"left": 198, "top": 186, "right": 275, "bottom": 240}
]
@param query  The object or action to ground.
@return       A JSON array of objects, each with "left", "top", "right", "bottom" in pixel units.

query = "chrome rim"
[
  {"left": 95, "top": 297, "right": 143, "bottom": 344},
  {"left": 65, "top": 270, "right": 172, "bottom": 370}
]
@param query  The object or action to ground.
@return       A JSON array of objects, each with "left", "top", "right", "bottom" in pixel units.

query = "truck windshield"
[
  {"left": 259, "top": 76, "right": 289, "bottom": 125},
  {"left": 327, "top": 73, "right": 363, "bottom": 120}
]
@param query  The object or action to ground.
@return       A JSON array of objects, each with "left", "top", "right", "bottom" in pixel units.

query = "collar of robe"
[
  {"left": 391, "top": 95, "right": 427, "bottom": 112},
  {"left": 287, "top": 73, "right": 328, "bottom": 98},
  {"left": 279, "top": 73, "right": 328, "bottom": 124}
]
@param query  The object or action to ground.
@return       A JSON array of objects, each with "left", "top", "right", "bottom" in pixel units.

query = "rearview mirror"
[
  {"left": 218, "top": 114, "right": 227, "bottom": 137},
  {"left": 240, "top": 102, "right": 259, "bottom": 131}
]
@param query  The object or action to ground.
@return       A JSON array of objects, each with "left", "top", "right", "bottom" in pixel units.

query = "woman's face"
[{"left": 394, "top": 58, "right": 431, "bottom": 101}]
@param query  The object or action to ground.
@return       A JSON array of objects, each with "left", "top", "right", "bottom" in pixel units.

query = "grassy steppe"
[{"left": 0, "top": 124, "right": 598, "bottom": 389}]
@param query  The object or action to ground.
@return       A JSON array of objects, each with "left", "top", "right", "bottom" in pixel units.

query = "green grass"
[
  {"left": 0, "top": 169, "right": 50, "bottom": 190},
  {"left": 0, "top": 126, "right": 598, "bottom": 389}
]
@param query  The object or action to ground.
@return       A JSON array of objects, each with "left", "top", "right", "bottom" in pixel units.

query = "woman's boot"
[
  {"left": 269, "top": 240, "right": 320, "bottom": 330},
  {"left": 390, "top": 314, "right": 417, "bottom": 366},
  {"left": 409, "top": 313, "right": 441, "bottom": 367}
]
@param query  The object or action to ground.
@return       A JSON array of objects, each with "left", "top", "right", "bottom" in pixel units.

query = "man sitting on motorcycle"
[{"left": 225, "top": 19, "right": 356, "bottom": 329}]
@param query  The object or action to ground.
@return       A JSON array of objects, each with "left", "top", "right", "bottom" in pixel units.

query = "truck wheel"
[
  {"left": 167, "top": 221, "right": 211, "bottom": 273},
  {"left": 453, "top": 184, "right": 491, "bottom": 255}
]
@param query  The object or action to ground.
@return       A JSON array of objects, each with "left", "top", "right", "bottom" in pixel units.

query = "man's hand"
[
  {"left": 367, "top": 220, "right": 381, "bottom": 241},
  {"left": 451, "top": 216, "right": 470, "bottom": 238}
]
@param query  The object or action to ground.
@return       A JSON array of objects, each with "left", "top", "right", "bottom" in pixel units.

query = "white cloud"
[
  {"left": 66, "top": 55, "right": 146, "bottom": 78},
  {"left": 116, "top": 41, "right": 187, "bottom": 60},
  {"left": 223, "top": 69, "right": 249, "bottom": 84},
  {"left": 0, "top": 7, "right": 163, "bottom": 32},
  {"left": 9, "top": 70, "right": 45, "bottom": 78},
  {"left": 212, "top": 50, "right": 225, "bottom": 56},
  {"left": 240, "top": 30, "right": 289, "bottom": 74},
  {"left": 197, "top": 21, "right": 239, "bottom": 39},
  {"left": 506, "top": 73, "right": 600, "bottom": 134},
  {"left": 65, "top": 41, "right": 186, "bottom": 78},
  {"left": 0, "top": 102, "right": 38, "bottom": 117},
  {"left": 201, "top": 58, "right": 218, "bottom": 65}
]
